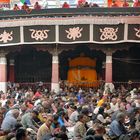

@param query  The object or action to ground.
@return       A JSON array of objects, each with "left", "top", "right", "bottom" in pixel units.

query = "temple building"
[{"left": 0, "top": 8, "right": 140, "bottom": 93}]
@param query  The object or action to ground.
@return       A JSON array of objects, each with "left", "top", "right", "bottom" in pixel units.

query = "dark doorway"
[
  {"left": 113, "top": 43, "right": 140, "bottom": 82},
  {"left": 13, "top": 47, "right": 52, "bottom": 82}
]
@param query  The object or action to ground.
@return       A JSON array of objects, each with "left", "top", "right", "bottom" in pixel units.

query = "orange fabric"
[
  {"left": 69, "top": 57, "right": 96, "bottom": 67},
  {"left": 116, "top": 0, "right": 123, "bottom": 7},
  {"left": 68, "top": 57, "right": 98, "bottom": 87},
  {"left": 108, "top": 0, "right": 112, "bottom": 7},
  {"left": 0, "top": 0, "right": 9, "bottom": 2}
]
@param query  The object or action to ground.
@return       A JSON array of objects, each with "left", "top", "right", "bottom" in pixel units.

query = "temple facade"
[{"left": 0, "top": 8, "right": 140, "bottom": 93}]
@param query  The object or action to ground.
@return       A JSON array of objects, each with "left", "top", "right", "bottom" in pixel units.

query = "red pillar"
[
  {"left": 0, "top": 54, "right": 7, "bottom": 93},
  {"left": 105, "top": 55, "right": 112, "bottom": 83},
  {"left": 9, "top": 59, "right": 15, "bottom": 82},
  {"left": 105, "top": 53, "right": 114, "bottom": 92},
  {"left": 51, "top": 53, "right": 60, "bottom": 93}
]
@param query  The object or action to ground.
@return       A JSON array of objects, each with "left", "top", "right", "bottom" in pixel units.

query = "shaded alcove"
[
  {"left": 113, "top": 43, "right": 140, "bottom": 82},
  {"left": 8, "top": 46, "right": 52, "bottom": 83},
  {"left": 59, "top": 44, "right": 106, "bottom": 81}
]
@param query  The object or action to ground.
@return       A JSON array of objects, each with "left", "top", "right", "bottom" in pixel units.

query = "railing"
[
  {"left": 11, "top": 81, "right": 140, "bottom": 91},
  {"left": 113, "top": 81, "right": 140, "bottom": 89},
  {"left": 0, "top": 7, "right": 140, "bottom": 20},
  {"left": 16, "top": 82, "right": 51, "bottom": 91}
]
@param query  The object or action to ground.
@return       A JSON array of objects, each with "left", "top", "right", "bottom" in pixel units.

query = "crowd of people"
[
  {"left": 12, "top": 0, "right": 140, "bottom": 12},
  {"left": 0, "top": 82, "right": 140, "bottom": 140}
]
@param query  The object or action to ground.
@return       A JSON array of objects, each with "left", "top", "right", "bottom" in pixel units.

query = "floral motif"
[
  {"left": 65, "top": 27, "right": 83, "bottom": 40},
  {"left": 0, "top": 30, "right": 13, "bottom": 43},
  {"left": 134, "top": 28, "right": 140, "bottom": 38},
  {"left": 30, "top": 29, "right": 50, "bottom": 41},
  {"left": 100, "top": 27, "right": 118, "bottom": 41}
]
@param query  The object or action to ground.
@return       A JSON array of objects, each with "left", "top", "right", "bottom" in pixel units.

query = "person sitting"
[
  {"left": 62, "top": 2, "right": 70, "bottom": 8},
  {"left": 15, "top": 127, "right": 29, "bottom": 140},
  {"left": 109, "top": 113, "right": 128, "bottom": 139},
  {"left": 84, "top": 2, "right": 89, "bottom": 7},
  {"left": 122, "top": 0, "right": 129, "bottom": 7},
  {"left": 111, "top": 0, "right": 119, "bottom": 7},
  {"left": 21, "top": 110, "right": 39, "bottom": 132},
  {"left": 1, "top": 109, "right": 19, "bottom": 132},
  {"left": 13, "top": 4, "right": 20, "bottom": 11},
  {"left": 21, "top": 2, "right": 29, "bottom": 10},
  {"left": 73, "top": 114, "right": 87, "bottom": 140},
  {"left": 22, "top": 3, "right": 32, "bottom": 13},
  {"left": 92, "top": 3, "right": 99, "bottom": 7},
  {"left": 37, "top": 114, "right": 53, "bottom": 140},
  {"left": 133, "top": 0, "right": 140, "bottom": 7},
  {"left": 34, "top": 2, "right": 41, "bottom": 10}
]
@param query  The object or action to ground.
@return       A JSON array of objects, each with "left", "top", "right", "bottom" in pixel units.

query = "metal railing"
[{"left": 0, "top": 7, "right": 140, "bottom": 20}]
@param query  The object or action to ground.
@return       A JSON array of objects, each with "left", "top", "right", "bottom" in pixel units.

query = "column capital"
[
  {"left": 103, "top": 48, "right": 116, "bottom": 56},
  {"left": 10, "top": 59, "right": 15, "bottom": 65},
  {"left": 0, "top": 51, "right": 8, "bottom": 57},
  {"left": 48, "top": 45, "right": 62, "bottom": 56}
]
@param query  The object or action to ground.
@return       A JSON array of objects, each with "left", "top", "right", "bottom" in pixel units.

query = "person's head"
[
  {"left": 20, "top": 104, "right": 27, "bottom": 113},
  {"left": 45, "top": 114, "right": 53, "bottom": 126},
  {"left": 93, "top": 123, "right": 105, "bottom": 135},
  {"left": 31, "top": 110, "right": 39, "bottom": 119},
  {"left": 53, "top": 114, "right": 59, "bottom": 124},
  {"left": 116, "top": 112, "right": 126, "bottom": 123},
  {"left": 111, "top": 98, "right": 117, "bottom": 105},
  {"left": 131, "top": 102, "right": 136, "bottom": 108},
  {"left": 98, "top": 107, "right": 104, "bottom": 115},
  {"left": 130, "top": 129, "right": 140, "bottom": 140},
  {"left": 1, "top": 107, "right": 7, "bottom": 113},
  {"left": 1, "top": 94, "right": 6, "bottom": 100},
  {"left": 24, "top": 2, "right": 27, "bottom": 5},
  {"left": 84, "top": 135, "right": 95, "bottom": 140},
  {"left": 77, "top": 114, "right": 86, "bottom": 123},
  {"left": 112, "top": 0, "right": 116, "bottom": 3},
  {"left": 12, "top": 109, "right": 19, "bottom": 119},
  {"left": 56, "top": 132, "right": 68, "bottom": 140},
  {"left": 14, "top": 4, "right": 18, "bottom": 7},
  {"left": 16, "top": 127, "right": 27, "bottom": 140}
]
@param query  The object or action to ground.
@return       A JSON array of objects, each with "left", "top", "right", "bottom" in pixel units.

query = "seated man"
[
  {"left": 109, "top": 113, "right": 127, "bottom": 139},
  {"left": 21, "top": 110, "right": 39, "bottom": 132},
  {"left": 1, "top": 109, "right": 19, "bottom": 132}
]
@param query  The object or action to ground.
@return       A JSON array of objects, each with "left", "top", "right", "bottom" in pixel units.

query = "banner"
[{"left": 0, "top": 0, "right": 10, "bottom": 8}]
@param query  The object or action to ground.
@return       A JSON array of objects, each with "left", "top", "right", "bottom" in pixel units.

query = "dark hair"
[
  {"left": 86, "top": 128, "right": 95, "bottom": 136},
  {"left": 53, "top": 114, "right": 59, "bottom": 121},
  {"left": 81, "top": 108, "right": 89, "bottom": 115},
  {"left": 98, "top": 107, "right": 104, "bottom": 114},
  {"left": 84, "top": 135, "right": 95, "bottom": 140},
  {"left": 16, "top": 127, "right": 26, "bottom": 140},
  {"left": 32, "top": 110, "right": 39, "bottom": 116},
  {"left": 77, "top": 114, "right": 84, "bottom": 121},
  {"left": 56, "top": 132, "right": 68, "bottom": 140},
  {"left": 130, "top": 129, "right": 139, "bottom": 139}
]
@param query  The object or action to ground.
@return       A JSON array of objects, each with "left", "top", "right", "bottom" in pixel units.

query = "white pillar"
[{"left": 0, "top": 53, "right": 7, "bottom": 93}]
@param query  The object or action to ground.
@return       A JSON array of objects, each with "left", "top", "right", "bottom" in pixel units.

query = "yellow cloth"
[
  {"left": 38, "top": 113, "right": 46, "bottom": 123},
  {"left": 37, "top": 123, "right": 51, "bottom": 140},
  {"left": 97, "top": 99, "right": 104, "bottom": 107}
]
